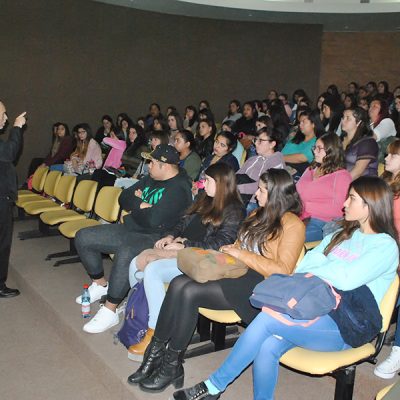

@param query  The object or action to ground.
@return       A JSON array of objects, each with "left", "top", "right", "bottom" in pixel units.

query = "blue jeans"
[
  {"left": 246, "top": 202, "right": 258, "bottom": 216},
  {"left": 209, "top": 312, "right": 349, "bottom": 400},
  {"left": 129, "top": 257, "right": 182, "bottom": 329},
  {"left": 49, "top": 164, "right": 64, "bottom": 171},
  {"left": 305, "top": 218, "right": 326, "bottom": 242}
]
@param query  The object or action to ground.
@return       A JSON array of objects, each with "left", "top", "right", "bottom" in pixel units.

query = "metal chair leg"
[{"left": 334, "top": 366, "right": 356, "bottom": 400}]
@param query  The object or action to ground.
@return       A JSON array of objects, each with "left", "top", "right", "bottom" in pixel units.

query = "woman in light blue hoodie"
[{"left": 173, "top": 176, "right": 399, "bottom": 400}]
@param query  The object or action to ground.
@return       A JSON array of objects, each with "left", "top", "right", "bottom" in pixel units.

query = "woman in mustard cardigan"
[{"left": 128, "top": 168, "right": 306, "bottom": 393}]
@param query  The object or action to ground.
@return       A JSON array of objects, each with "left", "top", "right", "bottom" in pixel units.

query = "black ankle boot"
[
  {"left": 139, "top": 346, "right": 185, "bottom": 393},
  {"left": 173, "top": 382, "right": 220, "bottom": 400},
  {"left": 127, "top": 336, "right": 166, "bottom": 385}
]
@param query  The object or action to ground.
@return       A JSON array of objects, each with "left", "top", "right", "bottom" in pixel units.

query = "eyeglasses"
[
  {"left": 252, "top": 138, "right": 273, "bottom": 144},
  {"left": 214, "top": 139, "right": 228, "bottom": 148},
  {"left": 311, "top": 145, "right": 325, "bottom": 152}
]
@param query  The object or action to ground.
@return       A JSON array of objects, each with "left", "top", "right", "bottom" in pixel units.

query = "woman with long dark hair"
[
  {"left": 297, "top": 133, "right": 352, "bottom": 242},
  {"left": 341, "top": 106, "right": 379, "bottom": 179},
  {"left": 173, "top": 130, "right": 201, "bottom": 181},
  {"left": 200, "top": 131, "right": 239, "bottom": 173},
  {"left": 64, "top": 123, "right": 102, "bottom": 175},
  {"left": 369, "top": 98, "right": 396, "bottom": 142},
  {"left": 127, "top": 163, "right": 245, "bottom": 359},
  {"left": 322, "top": 95, "right": 344, "bottom": 135},
  {"left": 282, "top": 109, "right": 324, "bottom": 178},
  {"left": 174, "top": 176, "right": 399, "bottom": 400},
  {"left": 183, "top": 105, "right": 198, "bottom": 135},
  {"left": 128, "top": 169, "right": 305, "bottom": 393},
  {"left": 41, "top": 122, "right": 74, "bottom": 170}
]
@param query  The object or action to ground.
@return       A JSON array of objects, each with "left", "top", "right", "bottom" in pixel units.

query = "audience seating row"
[{"left": 14, "top": 169, "right": 399, "bottom": 400}]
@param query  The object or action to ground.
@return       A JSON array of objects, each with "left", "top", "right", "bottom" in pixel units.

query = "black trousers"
[
  {"left": 155, "top": 275, "right": 232, "bottom": 350},
  {"left": 0, "top": 199, "right": 14, "bottom": 288}
]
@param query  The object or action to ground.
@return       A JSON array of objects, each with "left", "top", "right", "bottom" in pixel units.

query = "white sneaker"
[
  {"left": 374, "top": 346, "right": 400, "bottom": 379},
  {"left": 75, "top": 282, "right": 108, "bottom": 304},
  {"left": 83, "top": 305, "right": 119, "bottom": 333}
]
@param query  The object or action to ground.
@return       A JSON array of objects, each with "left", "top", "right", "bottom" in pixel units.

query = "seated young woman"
[
  {"left": 120, "top": 124, "right": 149, "bottom": 176},
  {"left": 282, "top": 109, "right": 324, "bottom": 180},
  {"left": 89, "top": 130, "right": 127, "bottom": 189},
  {"left": 195, "top": 119, "right": 216, "bottom": 160},
  {"left": 95, "top": 115, "right": 118, "bottom": 154},
  {"left": 369, "top": 98, "right": 396, "bottom": 143},
  {"left": 296, "top": 133, "right": 352, "bottom": 242},
  {"left": 127, "top": 168, "right": 305, "bottom": 393},
  {"left": 40, "top": 122, "right": 75, "bottom": 171},
  {"left": 200, "top": 131, "right": 239, "bottom": 174},
  {"left": 220, "top": 121, "right": 247, "bottom": 164},
  {"left": 173, "top": 130, "right": 202, "bottom": 181},
  {"left": 236, "top": 128, "right": 285, "bottom": 208},
  {"left": 126, "top": 163, "right": 245, "bottom": 359},
  {"left": 374, "top": 139, "right": 400, "bottom": 379},
  {"left": 64, "top": 123, "right": 102, "bottom": 175},
  {"left": 183, "top": 105, "right": 198, "bottom": 135},
  {"left": 341, "top": 106, "right": 379, "bottom": 180},
  {"left": 174, "top": 175, "right": 399, "bottom": 400}
]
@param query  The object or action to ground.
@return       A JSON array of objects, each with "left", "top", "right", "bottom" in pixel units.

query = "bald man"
[{"left": 0, "top": 101, "right": 26, "bottom": 298}]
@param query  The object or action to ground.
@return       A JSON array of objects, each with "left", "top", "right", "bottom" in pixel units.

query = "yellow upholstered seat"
[
  {"left": 23, "top": 175, "right": 76, "bottom": 215},
  {"left": 376, "top": 382, "right": 396, "bottom": 400},
  {"left": 279, "top": 344, "right": 376, "bottom": 375},
  {"left": 15, "top": 170, "right": 62, "bottom": 208},
  {"left": 18, "top": 166, "right": 48, "bottom": 197},
  {"left": 40, "top": 180, "right": 98, "bottom": 226},
  {"left": 280, "top": 276, "right": 399, "bottom": 400},
  {"left": 198, "top": 308, "right": 241, "bottom": 324},
  {"left": 304, "top": 240, "right": 321, "bottom": 251},
  {"left": 378, "top": 162, "right": 385, "bottom": 176},
  {"left": 58, "top": 186, "right": 122, "bottom": 239}
]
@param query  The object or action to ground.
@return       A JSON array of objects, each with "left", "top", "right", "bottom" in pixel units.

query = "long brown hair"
[
  {"left": 324, "top": 176, "right": 398, "bottom": 255},
  {"left": 72, "top": 123, "right": 93, "bottom": 159},
  {"left": 381, "top": 139, "right": 400, "bottom": 198},
  {"left": 187, "top": 163, "right": 242, "bottom": 226},
  {"left": 342, "top": 107, "right": 373, "bottom": 149},
  {"left": 310, "top": 133, "right": 345, "bottom": 176},
  {"left": 237, "top": 169, "right": 302, "bottom": 255}
]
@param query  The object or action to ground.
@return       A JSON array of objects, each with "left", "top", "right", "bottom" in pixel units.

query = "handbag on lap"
[
  {"left": 177, "top": 247, "right": 248, "bottom": 283},
  {"left": 250, "top": 273, "right": 341, "bottom": 323}
]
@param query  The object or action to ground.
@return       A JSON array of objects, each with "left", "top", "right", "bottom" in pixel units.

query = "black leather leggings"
[{"left": 155, "top": 274, "right": 232, "bottom": 350}]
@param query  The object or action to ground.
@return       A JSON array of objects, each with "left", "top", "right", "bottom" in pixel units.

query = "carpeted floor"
[{"left": 1, "top": 218, "right": 397, "bottom": 399}]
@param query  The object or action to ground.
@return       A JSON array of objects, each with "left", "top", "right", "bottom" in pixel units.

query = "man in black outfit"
[{"left": 0, "top": 101, "right": 26, "bottom": 298}]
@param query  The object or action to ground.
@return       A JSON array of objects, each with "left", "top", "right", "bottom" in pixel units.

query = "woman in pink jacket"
[{"left": 297, "top": 133, "right": 352, "bottom": 242}]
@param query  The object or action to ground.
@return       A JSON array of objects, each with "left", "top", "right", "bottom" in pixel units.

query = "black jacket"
[
  {"left": 0, "top": 126, "right": 23, "bottom": 201},
  {"left": 119, "top": 169, "right": 193, "bottom": 234},
  {"left": 166, "top": 202, "right": 246, "bottom": 250}
]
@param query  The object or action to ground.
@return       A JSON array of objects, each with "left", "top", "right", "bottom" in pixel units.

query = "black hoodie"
[{"left": 119, "top": 169, "right": 192, "bottom": 234}]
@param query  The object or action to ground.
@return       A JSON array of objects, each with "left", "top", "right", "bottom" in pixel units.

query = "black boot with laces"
[
  {"left": 127, "top": 336, "right": 166, "bottom": 385},
  {"left": 172, "top": 382, "right": 220, "bottom": 400}
]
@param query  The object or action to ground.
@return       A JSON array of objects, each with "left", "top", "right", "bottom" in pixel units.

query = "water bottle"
[{"left": 81, "top": 284, "right": 91, "bottom": 318}]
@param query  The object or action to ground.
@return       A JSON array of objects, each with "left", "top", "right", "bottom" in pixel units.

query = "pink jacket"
[
  {"left": 83, "top": 139, "right": 103, "bottom": 169},
  {"left": 394, "top": 196, "right": 400, "bottom": 236},
  {"left": 297, "top": 168, "right": 352, "bottom": 222},
  {"left": 103, "top": 137, "right": 127, "bottom": 169}
]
